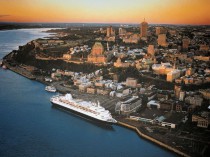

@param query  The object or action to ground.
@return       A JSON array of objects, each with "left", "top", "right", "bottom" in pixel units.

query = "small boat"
[
  {"left": 45, "top": 77, "right": 52, "bottom": 82},
  {"left": 45, "top": 86, "right": 56, "bottom": 92},
  {"left": 2, "top": 65, "right": 7, "bottom": 69}
]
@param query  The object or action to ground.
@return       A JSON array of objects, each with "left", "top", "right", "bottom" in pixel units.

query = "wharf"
[{"left": 116, "top": 118, "right": 190, "bottom": 157}]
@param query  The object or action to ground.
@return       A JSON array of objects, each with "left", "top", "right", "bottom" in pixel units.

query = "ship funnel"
[{"left": 97, "top": 101, "right": 100, "bottom": 107}]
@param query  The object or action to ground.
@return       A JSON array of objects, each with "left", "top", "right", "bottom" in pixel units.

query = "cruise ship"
[{"left": 50, "top": 94, "right": 117, "bottom": 124}]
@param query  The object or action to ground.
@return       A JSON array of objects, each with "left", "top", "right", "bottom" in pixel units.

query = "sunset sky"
[{"left": 0, "top": 0, "right": 210, "bottom": 25}]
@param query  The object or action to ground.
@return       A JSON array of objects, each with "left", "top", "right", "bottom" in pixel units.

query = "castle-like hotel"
[{"left": 87, "top": 42, "right": 107, "bottom": 63}]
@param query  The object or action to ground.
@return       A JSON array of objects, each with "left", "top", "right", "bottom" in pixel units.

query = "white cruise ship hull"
[{"left": 50, "top": 98, "right": 117, "bottom": 125}]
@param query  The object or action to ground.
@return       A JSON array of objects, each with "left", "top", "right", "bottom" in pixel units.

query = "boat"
[
  {"left": 45, "top": 86, "right": 56, "bottom": 92},
  {"left": 2, "top": 65, "right": 7, "bottom": 69},
  {"left": 45, "top": 77, "right": 52, "bottom": 82},
  {"left": 50, "top": 94, "right": 117, "bottom": 124}
]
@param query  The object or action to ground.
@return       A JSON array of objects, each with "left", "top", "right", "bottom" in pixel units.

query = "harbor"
[
  {"left": 2, "top": 57, "right": 187, "bottom": 157},
  {"left": 0, "top": 29, "right": 176, "bottom": 157}
]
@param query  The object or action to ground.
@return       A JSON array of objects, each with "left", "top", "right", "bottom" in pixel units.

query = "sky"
[{"left": 0, "top": 0, "right": 210, "bottom": 25}]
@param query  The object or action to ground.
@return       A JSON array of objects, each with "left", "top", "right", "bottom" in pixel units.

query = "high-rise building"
[
  {"left": 157, "top": 34, "right": 168, "bottom": 47},
  {"left": 107, "top": 26, "right": 115, "bottom": 37},
  {"left": 140, "top": 19, "right": 148, "bottom": 38},
  {"left": 169, "top": 30, "right": 177, "bottom": 36},
  {"left": 147, "top": 45, "right": 155, "bottom": 56},
  {"left": 182, "top": 37, "right": 190, "bottom": 49},
  {"left": 156, "top": 27, "right": 166, "bottom": 35}
]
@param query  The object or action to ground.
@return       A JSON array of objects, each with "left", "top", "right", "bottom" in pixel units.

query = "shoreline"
[
  {"left": 116, "top": 120, "right": 190, "bottom": 157},
  {"left": 2, "top": 58, "right": 190, "bottom": 157}
]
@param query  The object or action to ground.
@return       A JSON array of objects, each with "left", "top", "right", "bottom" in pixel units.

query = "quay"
[{"left": 117, "top": 121, "right": 190, "bottom": 157}]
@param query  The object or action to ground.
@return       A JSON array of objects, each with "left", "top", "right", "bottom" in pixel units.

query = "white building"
[{"left": 147, "top": 100, "right": 160, "bottom": 109}]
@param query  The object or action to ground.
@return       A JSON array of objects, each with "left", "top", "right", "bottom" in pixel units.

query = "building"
[
  {"left": 157, "top": 34, "right": 168, "bottom": 47},
  {"left": 87, "top": 42, "right": 107, "bottom": 63},
  {"left": 147, "top": 45, "right": 155, "bottom": 56},
  {"left": 182, "top": 37, "right": 190, "bottom": 49},
  {"left": 115, "top": 97, "right": 142, "bottom": 115},
  {"left": 119, "top": 28, "right": 126, "bottom": 36},
  {"left": 123, "top": 34, "right": 140, "bottom": 44},
  {"left": 199, "top": 44, "right": 209, "bottom": 51},
  {"left": 87, "top": 87, "right": 96, "bottom": 94},
  {"left": 157, "top": 91, "right": 169, "bottom": 100},
  {"left": 126, "top": 78, "right": 138, "bottom": 88},
  {"left": 185, "top": 95, "right": 203, "bottom": 107},
  {"left": 140, "top": 19, "right": 148, "bottom": 38},
  {"left": 169, "top": 30, "right": 177, "bottom": 36},
  {"left": 114, "top": 58, "right": 131, "bottom": 68},
  {"left": 185, "top": 68, "right": 194, "bottom": 76},
  {"left": 166, "top": 69, "right": 181, "bottom": 82},
  {"left": 96, "top": 88, "right": 111, "bottom": 95},
  {"left": 63, "top": 54, "right": 71, "bottom": 60},
  {"left": 199, "top": 89, "right": 210, "bottom": 100},
  {"left": 160, "top": 100, "right": 175, "bottom": 111},
  {"left": 95, "top": 81, "right": 105, "bottom": 88},
  {"left": 174, "top": 85, "right": 181, "bottom": 99},
  {"left": 194, "top": 56, "right": 210, "bottom": 61},
  {"left": 147, "top": 100, "right": 160, "bottom": 109},
  {"left": 152, "top": 62, "right": 173, "bottom": 75},
  {"left": 192, "top": 112, "right": 210, "bottom": 128},
  {"left": 156, "top": 27, "right": 166, "bottom": 35},
  {"left": 107, "top": 26, "right": 115, "bottom": 37},
  {"left": 179, "top": 91, "right": 185, "bottom": 101},
  {"left": 175, "top": 103, "right": 183, "bottom": 112}
]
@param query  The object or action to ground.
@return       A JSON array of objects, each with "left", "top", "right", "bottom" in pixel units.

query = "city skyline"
[{"left": 0, "top": 0, "right": 210, "bottom": 25}]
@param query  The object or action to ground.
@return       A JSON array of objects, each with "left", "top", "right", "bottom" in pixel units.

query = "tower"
[
  {"left": 148, "top": 45, "right": 155, "bottom": 56},
  {"left": 182, "top": 37, "right": 190, "bottom": 50},
  {"left": 107, "top": 26, "right": 115, "bottom": 37},
  {"left": 107, "top": 42, "right": 109, "bottom": 51},
  {"left": 156, "top": 27, "right": 166, "bottom": 35},
  {"left": 107, "top": 26, "right": 112, "bottom": 37},
  {"left": 157, "top": 34, "right": 168, "bottom": 47},
  {"left": 140, "top": 18, "right": 148, "bottom": 38}
]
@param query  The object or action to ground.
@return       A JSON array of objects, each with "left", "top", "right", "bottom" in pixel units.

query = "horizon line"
[{"left": 0, "top": 21, "right": 210, "bottom": 26}]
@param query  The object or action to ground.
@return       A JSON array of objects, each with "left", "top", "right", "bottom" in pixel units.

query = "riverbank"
[
  {"left": 2, "top": 56, "right": 194, "bottom": 157},
  {"left": 116, "top": 119, "right": 190, "bottom": 157}
]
